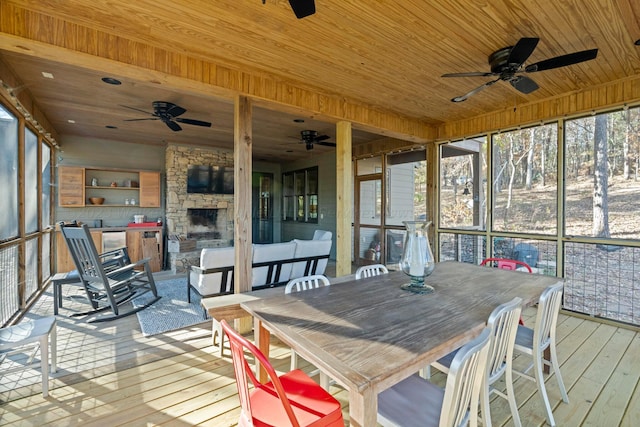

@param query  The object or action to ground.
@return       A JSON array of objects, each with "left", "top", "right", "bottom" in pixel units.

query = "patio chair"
[
  {"left": 284, "top": 275, "right": 331, "bottom": 377},
  {"left": 220, "top": 320, "right": 344, "bottom": 427},
  {"left": 430, "top": 297, "right": 523, "bottom": 427},
  {"left": 377, "top": 327, "right": 491, "bottom": 427},
  {"left": 0, "top": 317, "right": 57, "bottom": 397},
  {"left": 481, "top": 257, "right": 531, "bottom": 326},
  {"left": 512, "top": 282, "right": 569, "bottom": 427},
  {"left": 480, "top": 257, "right": 533, "bottom": 273},
  {"left": 58, "top": 222, "right": 160, "bottom": 322},
  {"left": 355, "top": 263, "right": 389, "bottom": 279}
]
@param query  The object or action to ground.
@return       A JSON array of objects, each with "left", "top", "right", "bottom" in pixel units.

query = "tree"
[{"left": 592, "top": 113, "right": 610, "bottom": 238}]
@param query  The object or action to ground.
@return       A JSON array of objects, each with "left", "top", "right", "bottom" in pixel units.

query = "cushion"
[
  {"left": 312, "top": 230, "right": 332, "bottom": 241},
  {"left": 252, "top": 242, "right": 297, "bottom": 288},
  {"left": 190, "top": 247, "right": 235, "bottom": 295},
  {"left": 290, "top": 239, "right": 332, "bottom": 278}
]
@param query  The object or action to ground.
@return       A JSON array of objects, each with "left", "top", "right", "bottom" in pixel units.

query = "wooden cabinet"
[
  {"left": 55, "top": 229, "right": 102, "bottom": 272},
  {"left": 59, "top": 166, "right": 161, "bottom": 207},
  {"left": 56, "top": 227, "right": 163, "bottom": 273},
  {"left": 58, "top": 166, "right": 85, "bottom": 206},
  {"left": 139, "top": 171, "right": 161, "bottom": 207}
]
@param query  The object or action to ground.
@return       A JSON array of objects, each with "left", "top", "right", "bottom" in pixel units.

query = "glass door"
[
  {"left": 355, "top": 176, "right": 383, "bottom": 266},
  {"left": 252, "top": 172, "right": 273, "bottom": 244}
]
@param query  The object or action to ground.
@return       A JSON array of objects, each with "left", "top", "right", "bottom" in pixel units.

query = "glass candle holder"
[{"left": 399, "top": 220, "right": 435, "bottom": 294}]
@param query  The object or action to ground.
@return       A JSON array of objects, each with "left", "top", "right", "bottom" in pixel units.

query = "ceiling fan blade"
[
  {"left": 525, "top": 48, "right": 598, "bottom": 72},
  {"left": 123, "top": 118, "right": 159, "bottom": 122},
  {"left": 507, "top": 37, "right": 539, "bottom": 66},
  {"left": 315, "top": 141, "right": 336, "bottom": 147},
  {"left": 510, "top": 75, "right": 539, "bottom": 94},
  {"left": 175, "top": 117, "right": 212, "bottom": 127},
  {"left": 442, "top": 72, "right": 496, "bottom": 78},
  {"left": 165, "top": 120, "right": 182, "bottom": 131},
  {"left": 166, "top": 104, "right": 187, "bottom": 118},
  {"left": 121, "top": 105, "right": 153, "bottom": 115},
  {"left": 314, "top": 134, "right": 331, "bottom": 142},
  {"left": 451, "top": 78, "right": 500, "bottom": 102},
  {"left": 289, "top": 0, "right": 315, "bottom": 19}
]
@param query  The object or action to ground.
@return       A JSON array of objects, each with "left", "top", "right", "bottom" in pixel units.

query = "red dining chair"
[
  {"left": 480, "top": 257, "right": 531, "bottom": 326},
  {"left": 480, "top": 257, "right": 533, "bottom": 273},
  {"left": 220, "top": 320, "right": 344, "bottom": 427}
]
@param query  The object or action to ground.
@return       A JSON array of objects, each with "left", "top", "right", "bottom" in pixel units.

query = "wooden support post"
[
  {"left": 234, "top": 95, "right": 253, "bottom": 334},
  {"left": 336, "top": 121, "right": 353, "bottom": 277}
]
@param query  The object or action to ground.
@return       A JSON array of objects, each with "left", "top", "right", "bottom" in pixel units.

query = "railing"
[{"left": 437, "top": 230, "right": 640, "bottom": 327}]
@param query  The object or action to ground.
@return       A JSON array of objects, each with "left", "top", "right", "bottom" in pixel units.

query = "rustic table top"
[{"left": 242, "top": 261, "right": 562, "bottom": 427}]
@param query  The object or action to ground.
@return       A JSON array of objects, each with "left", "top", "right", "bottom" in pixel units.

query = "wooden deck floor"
[{"left": 2, "top": 271, "right": 640, "bottom": 426}]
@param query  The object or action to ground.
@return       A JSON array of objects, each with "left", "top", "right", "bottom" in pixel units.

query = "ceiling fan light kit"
[{"left": 443, "top": 37, "right": 598, "bottom": 102}]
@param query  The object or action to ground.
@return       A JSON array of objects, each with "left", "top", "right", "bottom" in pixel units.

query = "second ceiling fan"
[
  {"left": 299, "top": 130, "right": 336, "bottom": 150},
  {"left": 442, "top": 37, "right": 598, "bottom": 102}
]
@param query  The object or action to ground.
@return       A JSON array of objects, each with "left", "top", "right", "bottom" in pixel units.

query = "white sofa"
[{"left": 187, "top": 234, "right": 332, "bottom": 301}]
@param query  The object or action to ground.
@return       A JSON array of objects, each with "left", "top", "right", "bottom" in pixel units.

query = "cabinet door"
[
  {"left": 59, "top": 166, "right": 85, "bottom": 206},
  {"left": 56, "top": 230, "right": 102, "bottom": 272},
  {"left": 139, "top": 171, "right": 161, "bottom": 207}
]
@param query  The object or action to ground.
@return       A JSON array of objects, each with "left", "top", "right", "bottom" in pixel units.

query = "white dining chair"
[
  {"left": 355, "top": 263, "right": 389, "bottom": 279},
  {"left": 378, "top": 327, "right": 491, "bottom": 427},
  {"left": 284, "top": 274, "right": 331, "bottom": 374},
  {"left": 430, "top": 297, "right": 523, "bottom": 427},
  {"left": 512, "top": 282, "right": 568, "bottom": 427}
]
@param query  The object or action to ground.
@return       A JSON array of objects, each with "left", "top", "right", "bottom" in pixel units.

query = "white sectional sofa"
[{"left": 187, "top": 232, "right": 332, "bottom": 302}]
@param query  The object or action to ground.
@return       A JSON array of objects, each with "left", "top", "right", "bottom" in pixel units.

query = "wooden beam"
[
  {"left": 233, "top": 95, "right": 252, "bottom": 294},
  {"left": 437, "top": 76, "right": 640, "bottom": 141},
  {"left": 335, "top": 121, "right": 353, "bottom": 277}
]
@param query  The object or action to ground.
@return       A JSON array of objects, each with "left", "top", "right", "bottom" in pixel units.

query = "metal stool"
[{"left": 0, "top": 317, "right": 57, "bottom": 397}]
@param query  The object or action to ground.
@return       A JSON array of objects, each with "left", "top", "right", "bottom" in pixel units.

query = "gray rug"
[{"left": 132, "top": 278, "right": 208, "bottom": 336}]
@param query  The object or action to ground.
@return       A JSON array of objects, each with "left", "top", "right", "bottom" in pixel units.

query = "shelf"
[
  {"left": 86, "top": 186, "right": 139, "bottom": 190},
  {"left": 85, "top": 204, "right": 143, "bottom": 207}
]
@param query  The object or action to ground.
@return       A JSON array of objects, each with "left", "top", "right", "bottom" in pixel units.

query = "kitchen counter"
[{"left": 55, "top": 226, "right": 164, "bottom": 273}]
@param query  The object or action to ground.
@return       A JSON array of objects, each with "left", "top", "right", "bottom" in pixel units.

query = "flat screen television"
[{"left": 187, "top": 165, "right": 234, "bottom": 194}]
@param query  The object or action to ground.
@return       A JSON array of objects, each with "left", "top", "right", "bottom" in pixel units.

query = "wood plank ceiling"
[{"left": 1, "top": 0, "right": 640, "bottom": 161}]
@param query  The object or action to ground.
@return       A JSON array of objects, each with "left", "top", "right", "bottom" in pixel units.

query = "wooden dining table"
[{"left": 241, "top": 261, "right": 563, "bottom": 427}]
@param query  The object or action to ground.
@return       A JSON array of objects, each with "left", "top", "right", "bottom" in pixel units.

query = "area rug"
[{"left": 132, "top": 278, "right": 208, "bottom": 336}]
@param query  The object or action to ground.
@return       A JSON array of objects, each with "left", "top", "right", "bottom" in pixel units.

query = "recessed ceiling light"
[
  {"left": 67, "top": 119, "right": 75, "bottom": 124},
  {"left": 105, "top": 125, "right": 118, "bottom": 129},
  {"left": 101, "top": 77, "right": 122, "bottom": 85},
  {"left": 293, "top": 119, "right": 305, "bottom": 123},
  {"left": 635, "top": 39, "right": 640, "bottom": 46},
  {"left": 286, "top": 150, "right": 294, "bottom": 153},
  {"left": 41, "top": 72, "right": 54, "bottom": 79}
]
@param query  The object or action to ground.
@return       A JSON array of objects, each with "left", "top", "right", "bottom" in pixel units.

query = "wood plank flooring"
[{"left": 2, "top": 271, "right": 640, "bottom": 426}]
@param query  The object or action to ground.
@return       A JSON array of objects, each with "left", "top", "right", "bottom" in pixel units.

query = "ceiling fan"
[
  {"left": 122, "top": 101, "right": 212, "bottom": 131},
  {"left": 262, "top": 0, "right": 315, "bottom": 19},
  {"left": 442, "top": 37, "right": 598, "bottom": 102},
  {"left": 299, "top": 130, "right": 336, "bottom": 150}
]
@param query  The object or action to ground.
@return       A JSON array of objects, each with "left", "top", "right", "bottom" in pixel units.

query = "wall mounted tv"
[{"left": 187, "top": 165, "right": 234, "bottom": 194}]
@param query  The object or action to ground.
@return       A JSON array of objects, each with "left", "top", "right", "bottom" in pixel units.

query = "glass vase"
[{"left": 399, "top": 220, "right": 435, "bottom": 294}]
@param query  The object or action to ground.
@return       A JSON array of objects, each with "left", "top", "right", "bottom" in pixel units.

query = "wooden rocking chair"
[{"left": 58, "top": 222, "right": 160, "bottom": 322}]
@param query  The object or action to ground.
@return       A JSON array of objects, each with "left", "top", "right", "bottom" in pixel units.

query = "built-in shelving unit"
[{"left": 58, "top": 166, "right": 160, "bottom": 207}]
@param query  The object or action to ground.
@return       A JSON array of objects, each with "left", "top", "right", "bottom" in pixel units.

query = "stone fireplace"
[
  {"left": 187, "top": 208, "right": 226, "bottom": 240},
  {"left": 165, "top": 144, "right": 234, "bottom": 272}
]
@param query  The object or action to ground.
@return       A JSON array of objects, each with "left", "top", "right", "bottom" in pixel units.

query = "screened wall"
[{"left": 438, "top": 106, "right": 640, "bottom": 326}]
